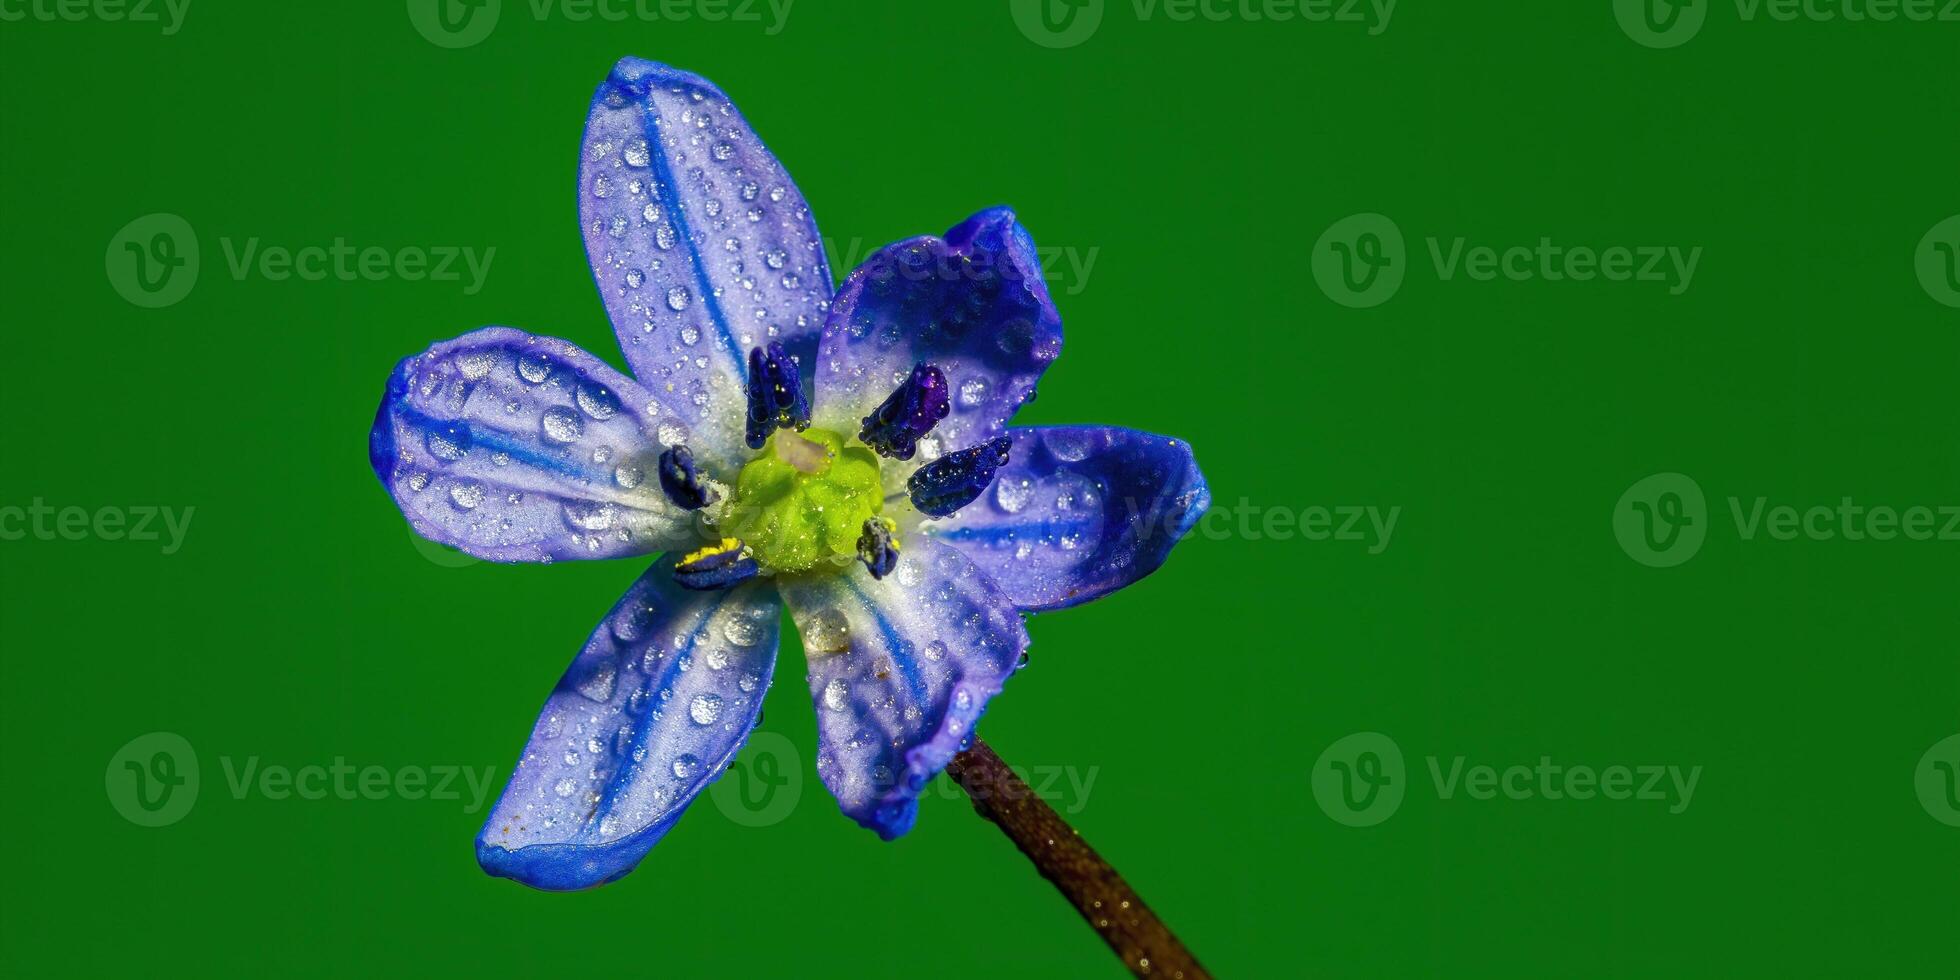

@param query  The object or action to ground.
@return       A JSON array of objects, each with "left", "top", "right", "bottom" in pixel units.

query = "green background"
[{"left": 3, "top": 1, "right": 1957, "bottom": 976}]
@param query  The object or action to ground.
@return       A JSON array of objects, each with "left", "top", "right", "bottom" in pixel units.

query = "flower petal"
[
  {"left": 927, "top": 427, "right": 1209, "bottom": 612},
  {"left": 476, "top": 558, "right": 781, "bottom": 890},
  {"left": 581, "top": 57, "right": 833, "bottom": 470},
  {"left": 777, "top": 538, "right": 1028, "bottom": 839},
  {"left": 812, "top": 208, "right": 1062, "bottom": 479},
  {"left": 370, "top": 327, "right": 700, "bottom": 563}
]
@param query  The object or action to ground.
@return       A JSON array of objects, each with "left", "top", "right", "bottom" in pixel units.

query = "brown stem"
[{"left": 946, "top": 738, "right": 1213, "bottom": 980}]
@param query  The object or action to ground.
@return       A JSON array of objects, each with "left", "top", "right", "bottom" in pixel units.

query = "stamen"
[
  {"left": 858, "top": 363, "right": 950, "bottom": 460},
  {"left": 856, "top": 516, "right": 900, "bottom": 579},
  {"left": 745, "top": 342, "right": 811, "bottom": 449},
  {"left": 657, "top": 444, "right": 710, "bottom": 510},
  {"left": 906, "top": 436, "right": 1012, "bottom": 518},
  {"left": 673, "top": 538, "right": 760, "bottom": 591}
]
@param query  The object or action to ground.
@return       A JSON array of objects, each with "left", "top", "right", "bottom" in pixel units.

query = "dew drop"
[
  {"left": 448, "top": 482, "right": 486, "bottom": 510},
  {"left": 801, "top": 608, "right": 851, "bottom": 654},
  {"left": 541, "top": 406, "right": 585, "bottom": 444},
  {"left": 822, "top": 678, "right": 850, "bottom": 711},
  {"left": 666, "top": 286, "right": 691, "bottom": 311},
  {"left": 689, "top": 693, "right": 724, "bottom": 725}
]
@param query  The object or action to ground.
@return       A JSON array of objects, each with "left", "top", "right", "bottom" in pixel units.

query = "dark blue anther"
[
  {"left": 745, "top": 342, "right": 810, "bottom": 449},
  {"left": 674, "top": 538, "right": 760, "bottom": 591},
  {"left": 856, "top": 517, "right": 900, "bottom": 579},
  {"left": 858, "top": 363, "right": 950, "bottom": 460},
  {"left": 906, "top": 436, "right": 1012, "bottom": 518},
  {"left": 657, "top": 444, "right": 710, "bottom": 510}
]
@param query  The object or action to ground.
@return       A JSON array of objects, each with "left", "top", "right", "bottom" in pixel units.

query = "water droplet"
[
  {"left": 554, "top": 777, "right": 578, "bottom": 798},
  {"left": 671, "top": 754, "right": 701, "bottom": 779},
  {"left": 517, "top": 353, "right": 551, "bottom": 383},
  {"left": 576, "top": 662, "right": 618, "bottom": 702},
  {"left": 457, "top": 351, "right": 496, "bottom": 380},
  {"left": 922, "top": 640, "right": 947, "bottom": 662},
  {"left": 723, "top": 617, "right": 760, "bottom": 647},
  {"left": 426, "top": 425, "right": 472, "bottom": 462},
  {"left": 711, "top": 141, "right": 734, "bottom": 161},
  {"left": 576, "top": 382, "right": 620, "bottom": 420},
  {"left": 666, "top": 286, "right": 691, "bottom": 311},
  {"left": 655, "top": 225, "right": 677, "bottom": 250},
  {"left": 689, "top": 693, "right": 723, "bottom": 725},
  {"left": 613, "top": 464, "right": 644, "bottom": 489},
  {"left": 822, "top": 678, "right": 850, "bottom": 711},
  {"left": 564, "top": 500, "right": 616, "bottom": 531},
  {"left": 624, "top": 268, "right": 646, "bottom": 289},
  {"left": 541, "top": 406, "right": 584, "bottom": 443},
  {"left": 802, "top": 608, "right": 850, "bottom": 654},
  {"left": 623, "top": 138, "right": 651, "bottom": 167},
  {"left": 994, "top": 478, "right": 1033, "bottom": 514},
  {"left": 449, "top": 482, "right": 486, "bottom": 510},
  {"left": 1045, "top": 429, "right": 1094, "bottom": 462},
  {"left": 959, "top": 378, "right": 989, "bottom": 407}
]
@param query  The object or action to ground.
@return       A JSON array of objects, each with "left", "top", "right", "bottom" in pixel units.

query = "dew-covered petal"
[
  {"left": 476, "top": 559, "right": 781, "bottom": 890},
  {"left": 581, "top": 57, "right": 832, "bottom": 470},
  {"left": 777, "top": 538, "right": 1028, "bottom": 839},
  {"left": 928, "top": 427, "right": 1209, "bottom": 612},
  {"left": 812, "top": 208, "right": 1062, "bottom": 489},
  {"left": 369, "top": 327, "right": 702, "bottom": 563}
]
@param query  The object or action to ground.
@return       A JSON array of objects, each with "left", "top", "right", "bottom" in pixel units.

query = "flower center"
[{"left": 725, "top": 427, "right": 884, "bottom": 574}]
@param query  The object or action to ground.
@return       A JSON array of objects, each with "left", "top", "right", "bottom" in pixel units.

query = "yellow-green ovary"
[{"left": 725, "top": 428, "right": 884, "bottom": 574}]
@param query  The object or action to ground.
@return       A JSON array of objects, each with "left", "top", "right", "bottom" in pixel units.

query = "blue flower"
[{"left": 368, "top": 57, "right": 1210, "bottom": 891}]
